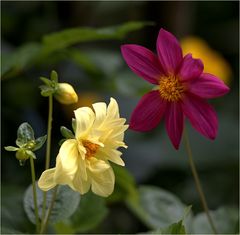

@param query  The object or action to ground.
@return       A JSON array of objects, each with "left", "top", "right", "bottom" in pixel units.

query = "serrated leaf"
[
  {"left": 4, "top": 146, "right": 19, "bottom": 151},
  {"left": 24, "top": 184, "right": 80, "bottom": 224},
  {"left": 42, "top": 21, "right": 153, "bottom": 54},
  {"left": 70, "top": 192, "right": 108, "bottom": 232},
  {"left": 16, "top": 122, "right": 35, "bottom": 147},
  {"left": 32, "top": 135, "right": 47, "bottom": 151},
  {"left": 192, "top": 207, "right": 239, "bottom": 234},
  {"left": 138, "top": 186, "right": 191, "bottom": 229},
  {"left": 60, "top": 126, "right": 75, "bottom": 139}
]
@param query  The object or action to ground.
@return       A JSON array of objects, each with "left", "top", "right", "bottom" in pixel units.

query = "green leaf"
[
  {"left": 1, "top": 226, "right": 24, "bottom": 234},
  {"left": 60, "top": 126, "right": 75, "bottom": 139},
  {"left": 70, "top": 192, "right": 108, "bottom": 233},
  {"left": 51, "top": 70, "right": 58, "bottom": 82},
  {"left": 24, "top": 184, "right": 80, "bottom": 224},
  {"left": 16, "top": 122, "right": 35, "bottom": 147},
  {"left": 25, "top": 150, "right": 36, "bottom": 159},
  {"left": 1, "top": 43, "right": 42, "bottom": 78},
  {"left": 42, "top": 21, "right": 154, "bottom": 54},
  {"left": 160, "top": 220, "right": 186, "bottom": 234},
  {"left": 67, "top": 49, "right": 102, "bottom": 76},
  {"left": 109, "top": 164, "right": 138, "bottom": 203},
  {"left": 39, "top": 85, "right": 55, "bottom": 97},
  {"left": 32, "top": 135, "right": 47, "bottom": 151},
  {"left": 39, "top": 76, "right": 52, "bottom": 86},
  {"left": 4, "top": 146, "right": 19, "bottom": 151},
  {"left": 72, "top": 118, "right": 76, "bottom": 133},
  {"left": 2, "top": 185, "right": 35, "bottom": 233},
  {"left": 54, "top": 221, "right": 75, "bottom": 234},
  {"left": 137, "top": 186, "right": 191, "bottom": 229},
  {"left": 192, "top": 207, "right": 239, "bottom": 234}
]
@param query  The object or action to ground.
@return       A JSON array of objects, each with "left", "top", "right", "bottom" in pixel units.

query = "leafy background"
[{"left": 1, "top": 1, "right": 239, "bottom": 234}]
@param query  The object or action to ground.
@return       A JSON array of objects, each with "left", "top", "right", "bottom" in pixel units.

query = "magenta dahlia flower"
[{"left": 121, "top": 29, "right": 230, "bottom": 149}]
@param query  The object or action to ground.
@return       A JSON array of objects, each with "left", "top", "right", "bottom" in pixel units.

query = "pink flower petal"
[
  {"left": 165, "top": 102, "right": 184, "bottom": 149},
  {"left": 156, "top": 29, "right": 183, "bottom": 74},
  {"left": 130, "top": 90, "right": 167, "bottom": 131},
  {"left": 178, "top": 54, "right": 204, "bottom": 82},
  {"left": 182, "top": 95, "right": 218, "bottom": 139},
  {"left": 188, "top": 73, "right": 230, "bottom": 99},
  {"left": 121, "top": 44, "right": 164, "bottom": 84}
]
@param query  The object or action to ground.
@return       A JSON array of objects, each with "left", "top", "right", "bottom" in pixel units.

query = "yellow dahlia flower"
[{"left": 38, "top": 98, "right": 128, "bottom": 197}]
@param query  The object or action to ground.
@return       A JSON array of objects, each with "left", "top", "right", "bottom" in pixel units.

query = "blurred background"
[{"left": 1, "top": 1, "right": 239, "bottom": 234}]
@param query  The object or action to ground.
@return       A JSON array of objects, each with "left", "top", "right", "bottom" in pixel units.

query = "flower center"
[
  {"left": 82, "top": 140, "right": 99, "bottom": 158},
  {"left": 158, "top": 75, "right": 185, "bottom": 102}
]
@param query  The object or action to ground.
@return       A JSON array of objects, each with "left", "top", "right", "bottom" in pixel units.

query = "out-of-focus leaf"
[
  {"left": 41, "top": 21, "right": 153, "bottom": 54},
  {"left": 70, "top": 192, "right": 108, "bottom": 233},
  {"left": 160, "top": 220, "right": 186, "bottom": 234},
  {"left": 16, "top": 122, "right": 35, "bottom": 147},
  {"left": 32, "top": 135, "right": 47, "bottom": 151},
  {"left": 67, "top": 49, "right": 101, "bottom": 76},
  {"left": 1, "top": 227, "right": 24, "bottom": 234},
  {"left": 192, "top": 206, "right": 239, "bottom": 234},
  {"left": 24, "top": 184, "right": 80, "bottom": 224},
  {"left": 137, "top": 186, "right": 191, "bottom": 230},
  {"left": 109, "top": 164, "right": 139, "bottom": 203},
  {"left": 1, "top": 185, "right": 35, "bottom": 233},
  {"left": 1, "top": 43, "right": 42, "bottom": 78},
  {"left": 54, "top": 221, "right": 75, "bottom": 234},
  {"left": 2, "top": 22, "right": 152, "bottom": 80}
]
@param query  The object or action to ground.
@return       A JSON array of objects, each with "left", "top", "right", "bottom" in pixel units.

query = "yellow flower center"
[
  {"left": 158, "top": 75, "right": 185, "bottom": 102},
  {"left": 82, "top": 140, "right": 99, "bottom": 158}
]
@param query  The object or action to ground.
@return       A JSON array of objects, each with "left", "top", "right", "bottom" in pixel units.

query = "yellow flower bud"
[{"left": 54, "top": 83, "right": 78, "bottom": 105}]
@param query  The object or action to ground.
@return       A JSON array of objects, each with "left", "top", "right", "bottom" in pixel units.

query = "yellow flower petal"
[
  {"left": 54, "top": 155, "right": 75, "bottom": 188},
  {"left": 72, "top": 168, "right": 91, "bottom": 194},
  {"left": 74, "top": 107, "right": 95, "bottom": 138},
  {"left": 107, "top": 97, "right": 120, "bottom": 119},
  {"left": 38, "top": 168, "right": 57, "bottom": 191},
  {"left": 87, "top": 157, "right": 110, "bottom": 173},
  {"left": 89, "top": 163, "right": 115, "bottom": 197},
  {"left": 92, "top": 102, "right": 107, "bottom": 128},
  {"left": 59, "top": 139, "right": 78, "bottom": 174},
  {"left": 97, "top": 149, "right": 125, "bottom": 166}
]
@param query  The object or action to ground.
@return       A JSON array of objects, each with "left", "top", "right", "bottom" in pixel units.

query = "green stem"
[
  {"left": 41, "top": 95, "right": 53, "bottom": 226},
  {"left": 40, "top": 186, "right": 58, "bottom": 234},
  {"left": 183, "top": 128, "right": 217, "bottom": 234},
  {"left": 29, "top": 156, "right": 40, "bottom": 233}
]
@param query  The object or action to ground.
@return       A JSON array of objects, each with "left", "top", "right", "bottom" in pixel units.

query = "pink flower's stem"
[{"left": 183, "top": 128, "right": 217, "bottom": 234}]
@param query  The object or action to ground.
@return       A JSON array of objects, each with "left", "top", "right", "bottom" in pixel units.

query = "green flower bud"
[
  {"left": 16, "top": 149, "right": 30, "bottom": 161},
  {"left": 54, "top": 83, "right": 78, "bottom": 105}
]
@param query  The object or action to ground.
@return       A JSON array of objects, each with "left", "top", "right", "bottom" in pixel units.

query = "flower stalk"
[
  {"left": 183, "top": 128, "right": 217, "bottom": 234},
  {"left": 29, "top": 156, "right": 40, "bottom": 233},
  {"left": 40, "top": 186, "right": 58, "bottom": 234},
  {"left": 41, "top": 94, "right": 53, "bottom": 226}
]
